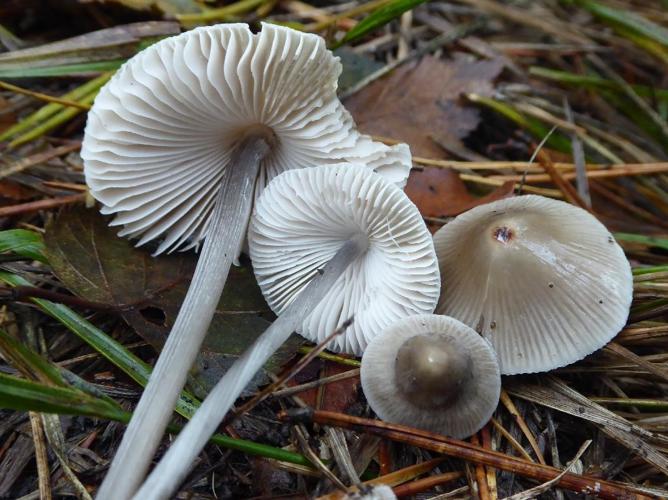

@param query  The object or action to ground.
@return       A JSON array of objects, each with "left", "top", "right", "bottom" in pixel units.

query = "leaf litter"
[{"left": 0, "top": 0, "right": 667, "bottom": 498}]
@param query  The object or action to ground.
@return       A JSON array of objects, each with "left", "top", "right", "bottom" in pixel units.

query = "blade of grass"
[
  {"left": 615, "top": 233, "right": 668, "bottom": 251},
  {"left": 0, "top": 229, "right": 48, "bottom": 264},
  {"left": 0, "top": 60, "right": 124, "bottom": 79},
  {"left": 8, "top": 88, "right": 98, "bottom": 148},
  {"left": 577, "top": 0, "right": 668, "bottom": 48},
  {"left": 0, "top": 372, "right": 129, "bottom": 421},
  {"left": 0, "top": 346, "right": 314, "bottom": 468},
  {"left": 0, "top": 73, "right": 112, "bottom": 143},
  {"left": 0, "top": 271, "right": 200, "bottom": 417},
  {"left": 334, "top": 0, "right": 429, "bottom": 48}
]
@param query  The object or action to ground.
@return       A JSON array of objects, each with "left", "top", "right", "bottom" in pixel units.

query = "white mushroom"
[
  {"left": 249, "top": 163, "right": 441, "bottom": 355},
  {"left": 85, "top": 23, "right": 411, "bottom": 500},
  {"left": 361, "top": 314, "right": 501, "bottom": 439},
  {"left": 433, "top": 194, "right": 633, "bottom": 375},
  {"left": 133, "top": 164, "right": 440, "bottom": 499}
]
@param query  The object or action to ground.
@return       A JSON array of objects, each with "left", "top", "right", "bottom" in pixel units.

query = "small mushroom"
[
  {"left": 433, "top": 194, "right": 633, "bottom": 375},
  {"left": 361, "top": 314, "right": 500, "bottom": 439},
  {"left": 134, "top": 164, "right": 440, "bottom": 499},
  {"left": 87, "top": 23, "right": 411, "bottom": 500}
]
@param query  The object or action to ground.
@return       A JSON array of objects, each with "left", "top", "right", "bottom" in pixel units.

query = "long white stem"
[
  {"left": 96, "top": 139, "right": 269, "bottom": 500},
  {"left": 133, "top": 236, "right": 367, "bottom": 500}
]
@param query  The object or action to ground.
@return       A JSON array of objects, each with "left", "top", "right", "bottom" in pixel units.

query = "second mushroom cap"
[{"left": 433, "top": 194, "right": 633, "bottom": 375}]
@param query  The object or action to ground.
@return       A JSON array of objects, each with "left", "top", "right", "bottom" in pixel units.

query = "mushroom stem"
[
  {"left": 133, "top": 236, "right": 368, "bottom": 500},
  {"left": 97, "top": 137, "right": 270, "bottom": 500}
]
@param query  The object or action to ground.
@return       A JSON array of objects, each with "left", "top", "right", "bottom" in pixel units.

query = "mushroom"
[
  {"left": 133, "top": 163, "right": 440, "bottom": 499},
  {"left": 361, "top": 314, "right": 501, "bottom": 439},
  {"left": 85, "top": 23, "right": 411, "bottom": 500},
  {"left": 432, "top": 194, "right": 633, "bottom": 375}
]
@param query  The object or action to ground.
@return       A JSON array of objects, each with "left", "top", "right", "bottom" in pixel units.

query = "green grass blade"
[
  {"left": 0, "top": 229, "right": 48, "bottom": 263},
  {"left": 0, "top": 60, "right": 124, "bottom": 79},
  {"left": 615, "top": 233, "right": 668, "bottom": 251},
  {"left": 0, "top": 72, "right": 112, "bottom": 142},
  {"left": 0, "top": 372, "right": 129, "bottom": 421},
  {"left": 0, "top": 329, "right": 65, "bottom": 386},
  {"left": 578, "top": 0, "right": 668, "bottom": 48},
  {"left": 0, "top": 371, "right": 312, "bottom": 467},
  {"left": 335, "top": 0, "right": 428, "bottom": 48},
  {"left": 529, "top": 67, "right": 668, "bottom": 103},
  {"left": 0, "top": 271, "right": 200, "bottom": 418}
]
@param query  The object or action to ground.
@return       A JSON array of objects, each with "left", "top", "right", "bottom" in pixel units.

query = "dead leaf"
[
  {"left": 0, "top": 95, "right": 15, "bottom": 135},
  {"left": 44, "top": 206, "right": 299, "bottom": 394},
  {"left": 296, "top": 362, "right": 361, "bottom": 413},
  {"left": 407, "top": 168, "right": 515, "bottom": 219},
  {"left": 345, "top": 54, "right": 513, "bottom": 219}
]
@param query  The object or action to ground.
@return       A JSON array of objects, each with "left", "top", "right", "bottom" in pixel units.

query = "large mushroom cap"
[
  {"left": 248, "top": 164, "right": 441, "bottom": 355},
  {"left": 361, "top": 314, "right": 500, "bottom": 439},
  {"left": 82, "top": 23, "right": 410, "bottom": 255},
  {"left": 433, "top": 194, "right": 633, "bottom": 375}
]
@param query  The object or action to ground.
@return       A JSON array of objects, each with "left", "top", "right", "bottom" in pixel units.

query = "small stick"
[
  {"left": 0, "top": 142, "right": 81, "bottom": 180},
  {"left": 0, "top": 80, "right": 91, "bottom": 110},
  {"left": 230, "top": 317, "right": 353, "bottom": 421},
  {"left": 278, "top": 409, "right": 655, "bottom": 500},
  {"left": 271, "top": 368, "right": 360, "bottom": 398},
  {"left": 0, "top": 193, "right": 84, "bottom": 217}
]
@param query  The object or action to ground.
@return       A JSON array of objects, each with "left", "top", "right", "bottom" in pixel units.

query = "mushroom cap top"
[
  {"left": 433, "top": 194, "right": 633, "bottom": 375},
  {"left": 360, "top": 314, "right": 500, "bottom": 439},
  {"left": 248, "top": 164, "right": 441, "bottom": 355},
  {"left": 81, "top": 23, "right": 410, "bottom": 255}
]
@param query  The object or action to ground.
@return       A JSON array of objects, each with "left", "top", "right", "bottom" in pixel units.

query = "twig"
[
  {"left": 278, "top": 409, "right": 656, "bottom": 499},
  {"left": 563, "top": 97, "right": 591, "bottom": 207},
  {"left": 231, "top": 317, "right": 354, "bottom": 420},
  {"left": 0, "top": 193, "right": 85, "bottom": 217},
  {"left": 0, "top": 80, "right": 90, "bottom": 110},
  {"left": 502, "top": 440, "right": 592, "bottom": 500}
]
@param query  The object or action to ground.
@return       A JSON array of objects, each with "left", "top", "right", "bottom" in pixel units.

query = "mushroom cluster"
[
  {"left": 83, "top": 21, "right": 635, "bottom": 500},
  {"left": 85, "top": 22, "right": 413, "bottom": 500}
]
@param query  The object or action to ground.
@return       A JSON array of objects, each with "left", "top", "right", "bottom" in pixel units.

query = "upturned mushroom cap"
[
  {"left": 433, "top": 194, "right": 633, "bottom": 375},
  {"left": 81, "top": 23, "right": 410, "bottom": 255},
  {"left": 248, "top": 164, "right": 441, "bottom": 355},
  {"left": 361, "top": 314, "right": 500, "bottom": 439}
]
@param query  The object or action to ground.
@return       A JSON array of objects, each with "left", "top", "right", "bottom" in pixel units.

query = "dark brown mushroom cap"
[{"left": 360, "top": 314, "right": 500, "bottom": 439}]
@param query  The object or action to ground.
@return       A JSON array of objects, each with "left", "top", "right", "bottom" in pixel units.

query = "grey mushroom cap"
[
  {"left": 361, "top": 314, "right": 501, "bottom": 439},
  {"left": 433, "top": 194, "right": 633, "bottom": 375}
]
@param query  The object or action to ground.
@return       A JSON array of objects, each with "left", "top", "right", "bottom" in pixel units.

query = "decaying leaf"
[
  {"left": 345, "top": 55, "right": 513, "bottom": 218},
  {"left": 44, "top": 206, "right": 299, "bottom": 393}
]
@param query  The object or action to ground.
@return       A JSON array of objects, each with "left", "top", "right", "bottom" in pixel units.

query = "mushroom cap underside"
[
  {"left": 248, "top": 164, "right": 441, "bottom": 355},
  {"left": 82, "top": 23, "right": 410, "bottom": 255}
]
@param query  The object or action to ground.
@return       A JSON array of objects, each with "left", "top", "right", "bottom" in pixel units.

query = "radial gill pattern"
[
  {"left": 81, "top": 23, "right": 410, "bottom": 255},
  {"left": 433, "top": 195, "right": 633, "bottom": 375},
  {"left": 361, "top": 314, "right": 500, "bottom": 439},
  {"left": 248, "top": 164, "right": 441, "bottom": 355}
]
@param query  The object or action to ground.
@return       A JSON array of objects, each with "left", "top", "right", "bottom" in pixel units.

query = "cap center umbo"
[
  {"left": 234, "top": 123, "right": 279, "bottom": 152},
  {"left": 395, "top": 335, "right": 472, "bottom": 409},
  {"left": 492, "top": 225, "right": 513, "bottom": 244}
]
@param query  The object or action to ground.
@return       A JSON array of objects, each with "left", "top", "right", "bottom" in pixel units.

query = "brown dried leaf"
[
  {"left": 345, "top": 55, "right": 512, "bottom": 218},
  {"left": 43, "top": 206, "right": 298, "bottom": 394}
]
